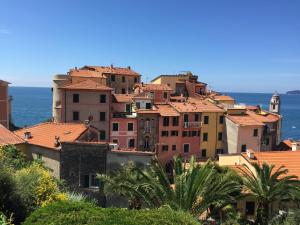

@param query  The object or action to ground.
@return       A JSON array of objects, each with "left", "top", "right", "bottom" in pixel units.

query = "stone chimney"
[
  {"left": 127, "top": 66, "right": 131, "bottom": 70},
  {"left": 23, "top": 131, "right": 32, "bottom": 140},
  {"left": 54, "top": 136, "right": 60, "bottom": 147}
]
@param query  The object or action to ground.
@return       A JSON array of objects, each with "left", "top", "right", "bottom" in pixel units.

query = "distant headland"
[{"left": 286, "top": 90, "right": 300, "bottom": 95}]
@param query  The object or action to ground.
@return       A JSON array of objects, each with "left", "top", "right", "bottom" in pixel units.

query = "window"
[
  {"left": 241, "top": 144, "right": 247, "bottom": 152},
  {"left": 111, "top": 75, "right": 115, "bottom": 82},
  {"left": 134, "top": 77, "right": 138, "bottom": 83},
  {"left": 122, "top": 88, "right": 126, "bottom": 94},
  {"left": 112, "top": 123, "right": 119, "bottom": 131},
  {"left": 128, "top": 123, "right": 134, "bottom": 131},
  {"left": 36, "top": 153, "right": 42, "bottom": 160},
  {"left": 171, "top": 130, "right": 178, "bottom": 136},
  {"left": 192, "top": 131, "right": 197, "bottom": 137},
  {"left": 203, "top": 133, "right": 208, "bottom": 141},
  {"left": 265, "top": 137, "right": 270, "bottom": 145},
  {"left": 144, "top": 137, "right": 149, "bottom": 149},
  {"left": 172, "top": 145, "right": 176, "bottom": 151},
  {"left": 100, "top": 131, "right": 106, "bottom": 140},
  {"left": 126, "top": 104, "right": 131, "bottom": 113},
  {"left": 245, "top": 201, "right": 255, "bottom": 216},
  {"left": 146, "top": 103, "right": 151, "bottom": 109},
  {"left": 182, "top": 131, "right": 188, "bottom": 137},
  {"left": 195, "top": 113, "right": 200, "bottom": 122},
  {"left": 163, "top": 117, "right": 169, "bottom": 126},
  {"left": 100, "top": 94, "right": 106, "bottom": 103},
  {"left": 219, "top": 115, "right": 224, "bottom": 124},
  {"left": 253, "top": 129, "right": 258, "bottom": 137},
  {"left": 112, "top": 139, "right": 118, "bottom": 143},
  {"left": 163, "top": 92, "right": 168, "bottom": 99},
  {"left": 201, "top": 149, "right": 207, "bottom": 158},
  {"left": 173, "top": 117, "right": 179, "bottom": 126},
  {"left": 100, "top": 112, "right": 106, "bottom": 121},
  {"left": 89, "top": 174, "right": 100, "bottom": 188},
  {"left": 204, "top": 116, "right": 209, "bottom": 124},
  {"left": 73, "top": 94, "right": 79, "bottom": 103},
  {"left": 136, "top": 102, "right": 140, "bottom": 109},
  {"left": 161, "top": 131, "right": 169, "bottom": 137},
  {"left": 73, "top": 111, "right": 79, "bottom": 121},
  {"left": 216, "top": 149, "right": 224, "bottom": 154},
  {"left": 218, "top": 132, "right": 223, "bottom": 141},
  {"left": 122, "top": 76, "right": 125, "bottom": 82},
  {"left": 184, "top": 114, "right": 189, "bottom": 123},
  {"left": 183, "top": 144, "right": 189, "bottom": 153},
  {"left": 128, "top": 139, "right": 135, "bottom": 148},
  {"left": 162, "top": 145, "right": 168, "bottom": 151}
]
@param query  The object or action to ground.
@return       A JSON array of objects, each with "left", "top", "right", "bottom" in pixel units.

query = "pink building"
[
  {"left": 134, "top": 83, "right": 172, "bottom": 104},
  {"left": 0, "top": 80, "right": 10, "bottom": 128}
]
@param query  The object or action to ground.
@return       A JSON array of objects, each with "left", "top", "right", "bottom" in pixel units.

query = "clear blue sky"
[{"left": 0, "top": 0, "right": 299, "bottom": 93}]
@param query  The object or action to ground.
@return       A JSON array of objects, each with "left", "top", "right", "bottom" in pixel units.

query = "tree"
[
  {"left": 99, "top": 156, "right": 241, "bottom": 218},
  {"left": 241, "top": 162, "right": 300, "bottom": 225},
  {"left": 0, "top": 145, "right": 28, "bottom": 170}
]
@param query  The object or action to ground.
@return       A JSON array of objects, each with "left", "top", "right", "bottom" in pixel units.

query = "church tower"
[{"left": 269, "top": 92, "right": 281, "bottom": 114}]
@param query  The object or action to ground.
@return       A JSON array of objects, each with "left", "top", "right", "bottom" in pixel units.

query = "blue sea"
[{"left": 9, "top": 87, "right": 300, "bottom": 140}]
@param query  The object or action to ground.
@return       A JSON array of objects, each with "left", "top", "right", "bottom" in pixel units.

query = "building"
[
  {"left": 0, "top": 80, "right": 10, "bottom": 128},
  {"left": 269, "top": 92, "right": 280, "bottom": 114},
  {"left": 14, "top": 122, "right": 101, "bottom": 178},
  {"left": 81, "top": 65, "right": 141, "bottom": 94},
  {"left": 219, "top": 150, "right": 300, "bottom": 219},
  {"left": 0, "top": 124, "right": 24, "bottom": 147},
  {"left": 134, "top": 83, "right": 172, "bottom": 104},
  {"left": 53, "top": 79, "right": 112, "bottom": 141}
]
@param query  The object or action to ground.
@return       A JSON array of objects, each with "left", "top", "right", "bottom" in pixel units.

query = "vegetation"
[
  {"left": 241, "top": 162, "right": 300, "bottom": 225},
  {"left": 0, "top": 145, "right": 28, "bottom": 170},
  {"left": 99, "top": 156, "right": 241, "bottom": 220},
  {"left": 23, "top": 201, "right": 199, "bottom": 225}
]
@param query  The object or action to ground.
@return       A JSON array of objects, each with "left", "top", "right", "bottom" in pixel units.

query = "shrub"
[
  {"left": 14, "top": 163, "right": 62, "bottom": 215},
  {"left": 0, "top": 145, "right": 28, "bottom": 170},
  {"left": 0, "top": 212, "right": 13, "bottom": 225},
  {"left": 23, "top": 201, "right": 200, "bottom": 225}
]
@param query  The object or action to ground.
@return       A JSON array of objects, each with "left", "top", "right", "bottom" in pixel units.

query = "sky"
[{"left": 0, "top": 0, "right": 300, "bottom": 93}]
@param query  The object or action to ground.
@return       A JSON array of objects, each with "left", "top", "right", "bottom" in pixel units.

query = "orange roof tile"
[
  {"left": 83, "top": 65, "right": 140, "bottom": 76},
  {"left": 213, "top": 95, "right": 235, "bottom": 101},
  {"left": 113, "top": 94, "right": 134, "bottom": 103},
  {"left": 282, "top": 139, "right": 293, "bottom": 148},
  {"left": 242, "top": 151, "right": 300, "bottom": 179},
  {"left": 226, "top": 114, "right": 264, "bottom": 126},
  {"left": 169, "top": 98, "right": 224, "bottom": 113},
  {"left": 136, "top": 83, "right": 173, "bottom": 91},
  {"left": 69, "top": 69, "right": 106, "bottom": 78},
  {"left": 14, "top": 122, "right": 89, "bottom": 150},
  {"left": 61, "top": 79, "right": 112, "bottom": 91},
  {"left": 156, "top": 104, "right": 180, "bottom": 116},
  {"left": 247, "top": 110, "right": 280, "bottom": 123},
  {"left": 0, "top": 80, "right": 10, "bottom": 85},
  {"left": 0, "top": 124, "right": 24, "bottom": 146}
]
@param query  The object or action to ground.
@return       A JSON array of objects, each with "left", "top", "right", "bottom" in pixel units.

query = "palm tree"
[
  {"left": 241, "top": 162, "right": 300, "bottom": 225},
  {"left": 99, "top": 156, "right": 241, "bottom": 218}
]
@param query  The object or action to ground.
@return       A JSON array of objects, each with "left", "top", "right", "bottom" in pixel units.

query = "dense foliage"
[
  {"left": 23, "top": 201, "right": 199, "bottom": 225},
  {"left": 241, "top": 163, "right": 300, "bottom": 225},
  {"left": 99, "top": 156, "right": 241, "bottom": 220},
  {"left": 0, "top": 145, "right": 28, "bottom": 170}
]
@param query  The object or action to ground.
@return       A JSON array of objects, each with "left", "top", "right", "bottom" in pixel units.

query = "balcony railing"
[{"left": 183, "top": 122, "right": 201, "bottom": 128}]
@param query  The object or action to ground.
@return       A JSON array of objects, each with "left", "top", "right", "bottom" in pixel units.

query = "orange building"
[{"left": 0, "top": 80, "right": 10, "bottom": 128}]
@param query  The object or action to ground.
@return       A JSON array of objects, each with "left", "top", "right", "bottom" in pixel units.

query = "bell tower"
[{"left": 269, "top": 92, "right": 281, "bottom": 114}]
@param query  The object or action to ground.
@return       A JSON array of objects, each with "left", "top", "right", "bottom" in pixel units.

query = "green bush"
[{"left": 23, "top": 201, "right": 200, "bottom": 225}]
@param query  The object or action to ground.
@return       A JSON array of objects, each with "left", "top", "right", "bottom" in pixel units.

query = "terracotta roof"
[
  {"left": 60, "top": 79, "right": 112, "bottom": 91},
  {"left": 169, "top": 98, "right": 224, "bottom": 113},
  {"left": 113, "top": 94, "right": 134, "bottom": 103},
  {"left": 226, "top": 114, "right": 264, "bottom": 126},
  {"left": 247, "top": 110, "right": 280, "bottom": 123},
  {"left": 83, "top": 66, "right": 140, "bottom": 76},
  {"left": 0, "top": 80, "right": 10, "bottom": 85},
  {"left": 136, "top": 109, "right": 159, "bottom": 114},
  {"left": 156, "top": 104, "right": 180, "bottom": 116},
  {"left": 136, "top": 83, "right": 173, "bottom": 91},
  {"left": 282, "top": 139, "right": 293, "bottom": 148},
  {"left": 242, "top": 151, "right": 300, "bottom": 179},
  {"left": 14, "top": 122, "right": 89, "bottom": 150},
  {"left": 213, "top": 95, "right": 235, "bottom": 101},
  {"left": 0, "top": 124, "right": 24, "bottom": 146},
  {"left": 69, "top": 69, "right": 106, "bottom": 78},
  {"left": 246, "top": 105, "right": 260, "bottom": 111}
]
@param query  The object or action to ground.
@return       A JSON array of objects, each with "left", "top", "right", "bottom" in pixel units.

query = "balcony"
[
  {"left": 112, "top": 112, "right": 136, "bottom": 118},
  {"left": 183, "top": 122, "right": 201, "bottom": 129}
]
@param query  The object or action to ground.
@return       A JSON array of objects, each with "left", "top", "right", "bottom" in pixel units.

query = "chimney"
[
  {"left": 23, "top": 131, "right": 32, "bottom": 140},
  {"left": 127, "top": 66, "right": 131, "bottom": 70},
  {"left": 54, "top": 136, "right": 60, "bottom": 147},
  {"left": 111, "top": 64, "right": 114, "bottom": 69},
  {"left": 246, "top": 149, "right": 255, "bottom": 159},
  {"left": 75, "top": 67, "right": 78, "bottom": 71},
  {"left": 292, "top": 141, "right": 300, "bottom": 151}
]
